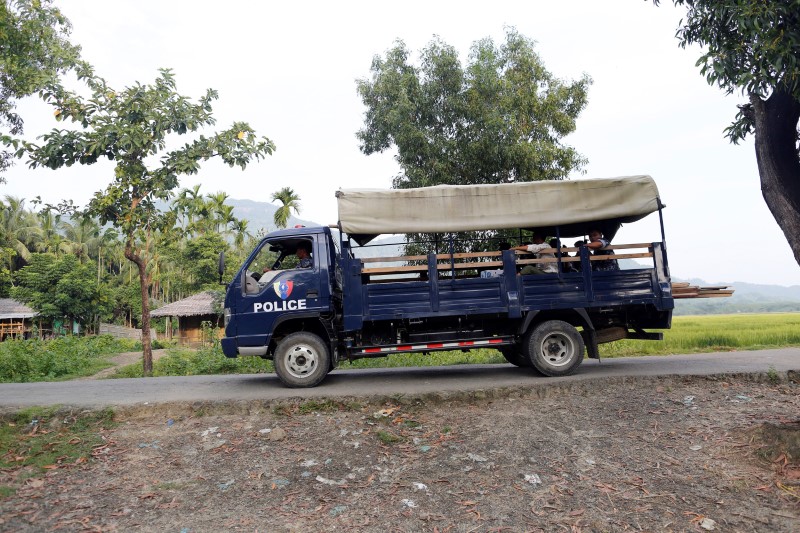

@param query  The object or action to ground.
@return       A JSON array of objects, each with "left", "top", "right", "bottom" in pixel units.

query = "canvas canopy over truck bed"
[{"left": 336, "top": 175, "right": 662, "bottom": 244}]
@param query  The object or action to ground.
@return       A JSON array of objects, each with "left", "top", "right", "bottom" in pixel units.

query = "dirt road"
[{"left": 1, "top": 374, "right": 798, "bottom": 532}]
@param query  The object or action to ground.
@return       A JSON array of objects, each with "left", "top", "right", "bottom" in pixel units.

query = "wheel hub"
[
  {"left": 286, "top": 344, "right": 318, "bottom": 378},
  {"left": 541, "top": 333, "right": 571, "bottom": 366}
]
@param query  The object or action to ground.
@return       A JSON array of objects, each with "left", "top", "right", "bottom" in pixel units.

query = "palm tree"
[
  {"left": 37, "top": 210, "right": 70, "bottom": 256},
  {"left": 62, "top": 215, "right": 102, "bottom": 263},
  {"left": 173, "top": 185, "right": 204, "bottom": 235},
  {"left": 231, "top": 218, "right": 251, "bottom": 255},
  {"left": 272, "top": 187, "right": 301, "bottom": 229},
  {"left": 0, "top": 196, "right": 42, "bottom": 270}
]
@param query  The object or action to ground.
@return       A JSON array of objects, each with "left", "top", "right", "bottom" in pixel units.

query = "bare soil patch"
[{"left": 1, "top": 375, "right": 799, "bottom": 532}]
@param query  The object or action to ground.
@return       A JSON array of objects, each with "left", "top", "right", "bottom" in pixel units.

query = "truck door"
[{"left": 235, "top": 236, "right": 327, "bottom": 351}]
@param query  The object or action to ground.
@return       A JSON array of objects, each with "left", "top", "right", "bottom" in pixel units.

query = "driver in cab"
[{"left": 263, "top": 241, "right": 313, "bottom": 273}]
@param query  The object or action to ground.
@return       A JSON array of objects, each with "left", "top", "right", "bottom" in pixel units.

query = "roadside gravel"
[{"left": 1, "top": 374, "right": 798, "bottom": 532}]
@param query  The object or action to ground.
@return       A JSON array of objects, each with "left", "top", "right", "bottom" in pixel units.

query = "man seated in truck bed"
[{"left": 512, "top": 234, "right": 557, "bottom": 274}]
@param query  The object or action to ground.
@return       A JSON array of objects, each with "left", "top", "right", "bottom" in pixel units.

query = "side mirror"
[{"left": 218, "top": 251, "right": 226, "bottom": 283}]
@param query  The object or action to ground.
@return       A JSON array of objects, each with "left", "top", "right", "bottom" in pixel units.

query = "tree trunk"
[
  {"left": 124, "top": 245, "right": 153, "bottom": 376},
  {"left": 751, "top": 88, "right": 800, "bottom": 267}
]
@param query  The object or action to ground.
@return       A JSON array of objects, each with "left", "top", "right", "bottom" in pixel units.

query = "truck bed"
[{"left": 342, "top": 242, "right": 673, "bottom": 331}]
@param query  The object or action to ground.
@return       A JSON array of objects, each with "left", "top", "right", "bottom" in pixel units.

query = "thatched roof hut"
[{"left": 151, "top": 291, "right": 223, "bottom": 346}]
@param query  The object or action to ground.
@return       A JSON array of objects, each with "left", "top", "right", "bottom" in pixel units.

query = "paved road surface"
[{"left": 1, "top": 348, "right": 798, "bottom": 409}]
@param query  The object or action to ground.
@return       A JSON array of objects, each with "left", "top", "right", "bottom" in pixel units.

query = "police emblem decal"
[{"left": 273, "top": 280, "right": 293, "bottom": 300}]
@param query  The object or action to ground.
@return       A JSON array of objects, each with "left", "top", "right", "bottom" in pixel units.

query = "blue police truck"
[{"left": 219, "top": 176, "right": 674, "bottom": 387}]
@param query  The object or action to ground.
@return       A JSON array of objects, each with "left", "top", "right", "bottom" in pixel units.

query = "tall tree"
[
  {"left": 654, "top": 1, "right": 800, "bottom": 267},
  {"left": 271, "top": 186, "right": 301, "bottom": 229},
  {"left": 357, "top": 28, "right": 591, "bottom": 252},
  {"left": 16, "top": 68, "right": 275, "bottom": 375},
  {"left": 357, "top": 28, "right": 591, "bottom": 188},
  {"left": 0, "top": 0, "right": 82, "bottom": 175}
]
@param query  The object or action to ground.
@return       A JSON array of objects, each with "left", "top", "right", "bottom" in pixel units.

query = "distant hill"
[{"left": 673, "top": 278, "right": 800, "bottom": 315}]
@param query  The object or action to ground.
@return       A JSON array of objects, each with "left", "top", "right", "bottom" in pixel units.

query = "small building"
[
  {"left": 151, "top": 291, "right": 223, "bottom": 347},
  {"left": 0, "top": 298, "right": 37, "bottom": 340}
]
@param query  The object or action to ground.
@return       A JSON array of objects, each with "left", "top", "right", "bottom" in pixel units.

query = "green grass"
[
  {"left": 0, "top": 407, "right": 116, "bottom": 499},
  {"left": 376, "top": 430, "right": 403, "bottom": 445},
  {"left": 0, "top": 335, "right": 139, "bottom": 383},
  {"left": 111, "top": 344, "right": 273, "bottom": 378}
]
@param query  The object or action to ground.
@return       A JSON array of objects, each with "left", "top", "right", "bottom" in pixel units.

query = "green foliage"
[
  {"left": 767, "top": 365, "right": 780, "bottom": 384},
  {"left": 11, "top": 253, "right": 112, "bottom": 325},
  {"left": 109, "top": 278, "right": 143, "bottom": 328},
  {"left": 660, "top": 0, "right": 800, "bottom": 143},
  {"left": 0, "top": 246, "right": 13, "bottom": 296},
  {"left": 0, "top": 335, "right": 135, "bottom": 382},
  {"left": 18, "top": 67, "right": 275, "bottom": 243},
  {"left": 0, "top": 407, "right": 115, "bottom": 496},
  {"left": 357, "top": 28, "right": 591, "bottom": 187},
  {"left": 111, "top": 344, "right": 273, "bottom": 378},
  {"left": 357, "top": 28, "right": 591, "bottom": 253},
  {"left": 181, "top": 233, "right": 230, "bottom": 291},
  {"left": 0, "top": 0, "right": 82, "bottom": 173}
]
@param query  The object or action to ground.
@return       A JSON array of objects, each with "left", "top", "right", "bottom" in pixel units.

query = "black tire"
[
  {"left": 524, "top": 320, "right": 585, "bottom": 376},
  {"left": 273, "top": 332, "right": 330, "bottom": 388},
  {"left": 499, "top": 346, "right": 532, "bottom": 367}
]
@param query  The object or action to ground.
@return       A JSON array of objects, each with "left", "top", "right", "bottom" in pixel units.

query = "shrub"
[{"left": 0, "top": 335, "right": 134, "bottom": 383}]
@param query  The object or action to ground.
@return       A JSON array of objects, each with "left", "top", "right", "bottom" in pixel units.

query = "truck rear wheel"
[
  {"left": 499, "top": 346, "right": 532, "bottom": 367},
  {"left": 274, "top": 332, "right": 330, "bottom": 388},
  {"left": 525, "top": 320, "right": 584, "bottom": 376}
]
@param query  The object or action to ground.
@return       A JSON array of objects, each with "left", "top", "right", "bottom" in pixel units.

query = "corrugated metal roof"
[
  {"left": 0, "top": 299, "right": 36, "bottom": 319},
  {"left": 151, "top": 291, "right": 221, "bottom": 318}
]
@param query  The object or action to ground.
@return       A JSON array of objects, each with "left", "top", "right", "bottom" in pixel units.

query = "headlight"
[{"left": 224, "top": 308, "right": 231, "bottom": 328}]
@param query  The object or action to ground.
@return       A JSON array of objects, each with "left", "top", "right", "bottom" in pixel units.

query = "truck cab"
[{"left": 221, "top": 227, "right": 339, "bottom": 366}]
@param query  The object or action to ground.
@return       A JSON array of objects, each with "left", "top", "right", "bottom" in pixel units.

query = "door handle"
[{"left": 307, "top": 290, "right": 319, "bottom": 298}]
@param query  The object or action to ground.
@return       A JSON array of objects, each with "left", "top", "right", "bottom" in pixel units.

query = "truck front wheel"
[
  {"left": 524, "top": 320, "right": 584, "bottom": 376},
  {"left": 273, "top": 332, "right": 330, "bottom": 388}
]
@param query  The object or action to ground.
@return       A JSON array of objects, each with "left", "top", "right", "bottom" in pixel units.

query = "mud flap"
[{"left": 583, "top": 328, "right": 600, "bottom": 361}]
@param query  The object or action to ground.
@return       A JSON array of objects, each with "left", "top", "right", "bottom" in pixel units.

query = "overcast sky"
[{"left": 6, "top": 0, "right": 799, "bottom": 287}]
